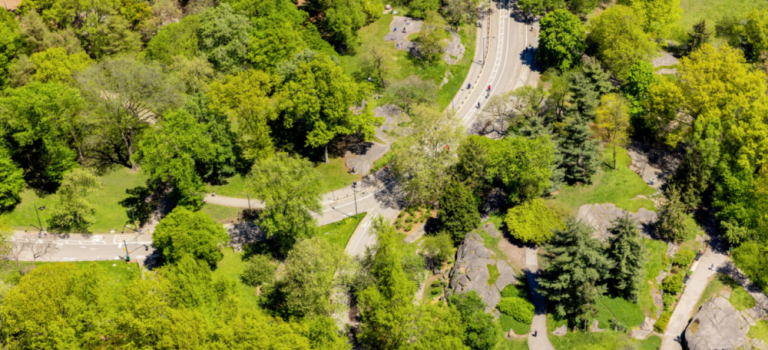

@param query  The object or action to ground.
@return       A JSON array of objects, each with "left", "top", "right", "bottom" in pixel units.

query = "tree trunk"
[
  {"left": 324, "top": 144, "right": 329, "bottom": 164},
  {"left": 120, "top": 130, "right": 138, "bottom": 171},
  {"left": 613, "top": 144, "right": 617, "bottom": 171},
  {"left": 70, "top": 129, "right": 86, "bottom": 166}
]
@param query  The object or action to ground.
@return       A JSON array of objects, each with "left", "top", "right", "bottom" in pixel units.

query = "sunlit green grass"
[
  {"left": 210, "top": 248, "right": 260, "bottom": 310},
  {"left": 550, "top": 147, "right": 656, "bottom": 214},
  {"left": 748, "top": 320, "right": 768, "bottom": 343},
  {"left": 200, "top": 203, "right": 243, "bottom": 223},
  {"left": 675, "top": 0, "right": 767, "bottom": 42},
  {"left": 4, "top": 168, "right": 149, "bottom": 233},
  {"left": 639, "top": 239, "right": 668, "bottom": 317},
  {"left": 319, "top": 213, "right": 366, "bottom": 251},
  {"left": 500, "top": 314, "right": 531, "bottom": 335}
]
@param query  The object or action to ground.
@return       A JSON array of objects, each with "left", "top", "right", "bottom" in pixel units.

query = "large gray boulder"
[
  {"left": 448, "top": 232, "right": 517, "bottom": 312},
  {"left": 684, "top": 297, "right": 750, "bottom": 350}
]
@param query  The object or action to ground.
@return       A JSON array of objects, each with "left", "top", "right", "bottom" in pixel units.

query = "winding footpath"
[{"left": 526, "top": 247, "right": 556, "bottom": 350}]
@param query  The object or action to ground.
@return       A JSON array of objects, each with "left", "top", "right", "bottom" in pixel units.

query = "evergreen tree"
[
  {"left": 687, "top": 19, "right": 711, "bottom": 56},
  {"left": 657, "top": 186, "right": 689, "bottom": 242},
  {"left": 560, "top": 115, "right": 600, "bottom": 184},
  {"left": 568, "top": 58, "right": 612, "bottom": 121},
  {"left": 438, "top": 178, "right": 481, "bottom": 243},
  {"left": 537, "top": 219, "right": 611, "bottom": 323},
  {"left": 518, "top": 116, "right": 564, "bottom": 194},
  {"left": 606, "top": 215, "right": 647, "bottom": 301}
]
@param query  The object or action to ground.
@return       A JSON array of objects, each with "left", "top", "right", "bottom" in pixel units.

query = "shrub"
[
  {"left": 662, "top": 273, "right": 684, "bottom": 295},
  {"left": 662, "top": 293, "right": 677, "bottom": 310},
  {"left": 501, "top": 284, "right": 523, "bottom": 299},
  {"left": 733, "top": 241, "right": 768, "bottom": 293},
  {"left": 406, "top": 216, "right": 414, "bottom": 224},
  {"left": 654, "top": 310, "right": 671, "bottom": 332},
  {"left": 405, "top": 223, "right": 413, "bottom": 231},
  {"left": 497, "top": 297, "right": 534, "bottom": 324},
  {"left": 504, "top": 199, "right": 566, "bottom": 245},
  {"left": 241, "top": 254, "right": 277, "bottom": 287},
  {"left": 673, "top": 249, "right": 696, "bottom": 269}
]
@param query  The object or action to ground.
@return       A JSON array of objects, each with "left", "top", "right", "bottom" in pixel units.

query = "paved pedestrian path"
[{"left": 526, "top": 247, "right": 556, "bottom": 350}]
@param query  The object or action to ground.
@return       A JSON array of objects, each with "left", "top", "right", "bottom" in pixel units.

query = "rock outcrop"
[
  {"left": 577, "top": 203, "right": 657, "bottom": 240},
  {"left": 448, "top": 232, "right": 516, "bottom": 312},
  {"left": 684, "top": 297, "right": 750, "bottom": 350}
]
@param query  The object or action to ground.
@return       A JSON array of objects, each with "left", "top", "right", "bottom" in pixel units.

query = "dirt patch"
[
  {"left": 497, "top": 236, "right": 527, "bottom": 274},
  {"left": 2, "top": 0, "right": 21, "bottom": 10}
]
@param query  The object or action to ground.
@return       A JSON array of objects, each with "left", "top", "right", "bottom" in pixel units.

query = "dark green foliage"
[
  {"left": 672, "top": 249, "right": 695, "bottom": 269},
  {"left": 152, "top": 207, "right": 230, "bottom": 268},
  {"left": 668, "top": 150, "right": 710, "bottom": 210},
  {"left": 409, "top": 0, "right": 441, "bottom": 18},
  {"left": 0, "top": 12, "right": 20, "bottom": 89},
  {"left": 422, "top": 232, "right": 455, "bottom": 267},
  {"left": 713, "top": 166, "right": 757, "bottom": 245},
  {"left": 654, "top": 310, "right": 671, "bottom": 332},
  {"left": 197, "top": 3, "right": 251, "bottom": 73},
  {"left": 568, "top": 0, "right": 598, "bottom": 14},
  {"left": 568, "top": 58, "right": 612, "bottom": 121},
  {"left": 537, "top": 219, "right": 611, "bottom": 322},
  {"left": 517, "top": 116, "right": 565, "bottom": 193},
  {"left": 144, "top": 14, "right": 200, "bottom": 65},
  {"left": 560, "top": 115, "right": 600, "bottom": 184},
  {"left": 439, "top": 178, "right": 480, "bottom": 243},
  {"left": 538, "top": 9, "right": 584, "bottom": 71},
  {"left": 449, "top": 291, "right": 499, "bottom": 350},
  {"left": 183, "top": 94, "right": 240, "bottom": 185},
  {"left": 687, "top": 19, "right": 711, "bottom": 54},
  {"left": 0, "top": 146, "right": 25, "bottom": 211},
  {"left": 497, "top": 297, "right": 535, "bottom": 324},
  {"left": 661, "top": 273, "right": 683, "bottom": 295},
  {"left": 160, "top": 255, "right": 217, "bottom": 309},
  {"left": 606, "top": 215, "right": 647, "bottom": 301},
  {"left": 657, "top": 186, "right": 688, "bottom": 243},
  {"left": 456, "top": 135, "right": 492, "bottom": 194},
  {"left": 623, "top": 61, "right": 656, "bottom": 140},
  {"left": 662, "top": 293, "right": 676, "bottom": 310},
  {"left": 241, "top": 254, "right": 276, "bottom": 287},
  {"left": 489, "top": 136, "right": 555, "bottom": 203},
  {"left": 732, "top": 241, "right": 768, "bottom": 292}
]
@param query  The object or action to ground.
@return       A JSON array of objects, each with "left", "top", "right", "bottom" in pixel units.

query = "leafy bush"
[
  {"left": 496, "top": 297, "right": 534, "bottom": 324},
  {"left": 500, "top": 284, "right": 524, "bottom": 299},
  {"left": 241, "top": 254, "right": 276, "bottom": 287},
  {"left": 504, "top": 199, "right": 566, "bottom": 244},
  {"left": 673, "top": 249, "right": 696, "bottom": 269},
  {"left": 654, "top": 310, "right": 671, "bottom": 332},
  {"left": 662, "top": 273, "right": 684, "bottom": 295},
  {"left": 733, "top": 241, "right": 768, "bottom": 293},
  {"left": 662, "top": 293, "right": 677, "bottom": 310}
]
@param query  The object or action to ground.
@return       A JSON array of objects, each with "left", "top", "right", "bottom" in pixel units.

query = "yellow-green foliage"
[{"left": 504, "top": 199, "right": 566, "bottom": 244}]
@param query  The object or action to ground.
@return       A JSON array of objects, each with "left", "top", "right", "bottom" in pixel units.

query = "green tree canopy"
[
  {"left": 560, "top": 115, "right": 600, "bottom": 184},
  {"left": 587, "top": 5, "right": 657, "bottom": 79},
  {"left": 488, "top": 136, "right": 555, "bottom": 203},
  {"left": 28, "top": 47, "right": 92, "bottom": 83},
  {"left": 656, "top": 186, "right": 688, "bottom": 243},
  {"left": 537, "top": 219, "right": 611, "bottom": 322},
  {"left": 152, "top": 206, "right": 231, "bottom": 268},
  {"left": 606, "top": 215, "right": 647, "bottom": 301},
  {"left": 448, "top": 290, "right": 499, "bottom": 350},
  {"left": 617, "top": 0, "right": 681, "bottom": 39},
  {"left": 246, "top": 152, "right": 322, "bottom": 253},
  {"left": 197, "top": 3, "right": 251, "bottom": 73},
  {"left": 49, "top": 168, "right": 101, "bottom": 232},
  {"left": 504, "top": 198, "right": 566, "bottom": 244},
  {"left": 594, "top": 93, "right": 631, "bottom": 170},
  {"left": 438, "top": 178, "right": 480, "bottom": 243},
  {"left": 143, "top": 14, "right": 200, "bottom": 65},
  {"left": 0, "top": 146, "right": 25, "bottom": 211},
  {"left": 538, "top": 9, "right": 584, "bottom": 71}
]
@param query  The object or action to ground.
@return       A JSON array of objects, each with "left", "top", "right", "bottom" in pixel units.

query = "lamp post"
[
  {"left": 32, "top": 203, "right": 45, "bottom": 236},
  {"left": 352, "top": 182, "right": 359, "bottom": 219},
  {"left": 128, "top": 205, "right": 140, "bottom": 233}
]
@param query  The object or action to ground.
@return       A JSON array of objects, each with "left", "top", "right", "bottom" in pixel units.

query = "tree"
[
  {"left": 78, "top": 56, "right": 183, "bottom": 170},
  {"left": 0, "top": 146, "right": 25, "bottom": 211},
  {"left": 483, "top": 92, "right": 512, "bottom": 133},
  {"left": 618, "top": 0, "right": 682, "bottom": 39},
  {"left": 409, "top": 0, "right": 441, "bottom": 19},
  {"left": 183, "top": 94, "right": 239, "bottom": 184},
  {"left": 276, "top": 53, "right": 380, "bottom": 162},
  {"left": 519, "top": 0, "right": 566, "bottom": 17},
  {"left": 537, "top": 219, "right": 611, "bottom": 322},
  {"left": 568, "top": 0, "right": 598, "bottom": 15},
  {"left": 209, "top": 69, "right": 278, "bottom": 160},
  {"left": 504, "top": 199, "right": 566, "bottom": 244},
  {"left": 510, "top": 85, "right": 548, "bottom": 124},
  {"left": 687, "top": 19, "right": 711, "bottom": 54},
  {"left": 411, "top": 303, "right": 469, "bottom": 350},
  {"left": 357, "top": 216, "right": 419, "bottom": 349},
  {"left": 568, "top": 58, "right": 612, "bottom": 121},
  {"left": 281, "top": 236, "right": 349, "bottom": 318},
  {"left": 560, "top": 115, "right": 600, "bottom": 184},
  {"left": 152, "top": 207, "right": 230, "bottom": 268},
  {"left": 422, "top": 232, "right": 455, "bottom": 269},
  {"left": 448, "top": 291, "right": 499, "bottom": 350},
  {"left": 622, "top": 61, "right": 655, "bottom": 126},
  {"left": 135, "top": 109, "right": 220, "bottom": 209},
  {"left": 443, "top": 0, "right": 480, "bottom": 31},
  {"left": 0, "top": 11, "right": 21, "bottom": 89},
  {"left": 719, "top": 9, "right": 768, "bottom": 62},
  {"left": 28, "top": 47, "right": 92, "bottom": 84},
  {"left": 606, "top": 215, "right": 647, "bottom": 301},
  {"left": 385, "top": 76, "right": 438, "bottom": 114},
  {"left": 594, "top": 93, "right": 630, "bottom": 170},
  {"left": 489, "top": 136, "right": 555, "bottom": 203},
  {"left": 143, "top": 14, "right": 200, "bottom": 65},
  {"left": 80, "top": 15, "right": 143, "bottom": 59},
  {"left": 168, "top": 56, "right": 216, "bottom": 94},
  {"left": 587, "top": 5, "right": 657, "bottom": 79},
  {"left": 538, "top": 9, "right": 585, "bottom": 71},
  {"left": 324, "top": 0, "right": 368, "bottom": 53},
  {"left": 247, "top": 153, "right": 322, "bottom": 254},
  {"left": 360, "top": 45, "right": 392, "bottom": 89},
  {"left": 49, "top": 168, "right": 101, "bottom": 232},
  {"left": 439, "top": 178, "right": 480, "bottom": 243},
  {"left": 0, "top": 82, "right": 82, "bottom": 190},
  {"left": 241, "top": 254, "right": 276, "bottom": 287},
  {"left": 656, "top": 186, "right": 688, "bottom": 242},
  {"left": 198, "top": 3, "right": 251, "bottom": 73},
  {"left": 416, "top": 11, "right": 448, "bottom": 62},
  {"left": 390, "top": 105, "right": 465, "bottom": 204},
  {"left": 456, "top": 135, "right": 493, "bottom": 193}
]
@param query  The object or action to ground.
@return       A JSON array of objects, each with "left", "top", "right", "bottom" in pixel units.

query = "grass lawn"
[
  {"left": 550, "top": 147, "right": 656, "bottom": 214},
  {"left": 639, "top": 335, "right": 662, "bottom": 350},
  {"left": 500, "top": 314, "right": 531, "bottom": 335},
  {"left": 675, "top": 0, "right": 767, "bottom": 42},
  {"left": 695, "top": 273, "right": 757, "bottom": 311},
  {"left": 749, "top": 320, "right": 768, "bottom": 343},
  {"left": 596, "top": 294, "right": 645, "bottom": 329},
  {"left": 546, "top": 313, "right": 639, "bottom": 350},
  {"left": 639, "top": 239, "right": 668, "bottom": 317},
  {"left": 4, "top": 168, "right": 149, "bottom": 233},
  {"left": 338, "top": 13, "right": 476, "bottom": 110},
  {"left": 319, "top": 213, "right": 366, "bottom": 251},
  {"left": 678, "top": 213, "right": 704, "bottom": 253},
  {"left": 730, "top": 286, "right": 757, "bottom": 310},
  {"left": 496, "top": 337, "right": 528, "bottom": 350},
  {"left": 211, "top": 247, "right": 260, "bottom": 310},
  {"left": 200, "top": 203, "right": 242, "bottom": 223},
  {"left": 208, "top": 157, "right": 359, "bottom": 198}
]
